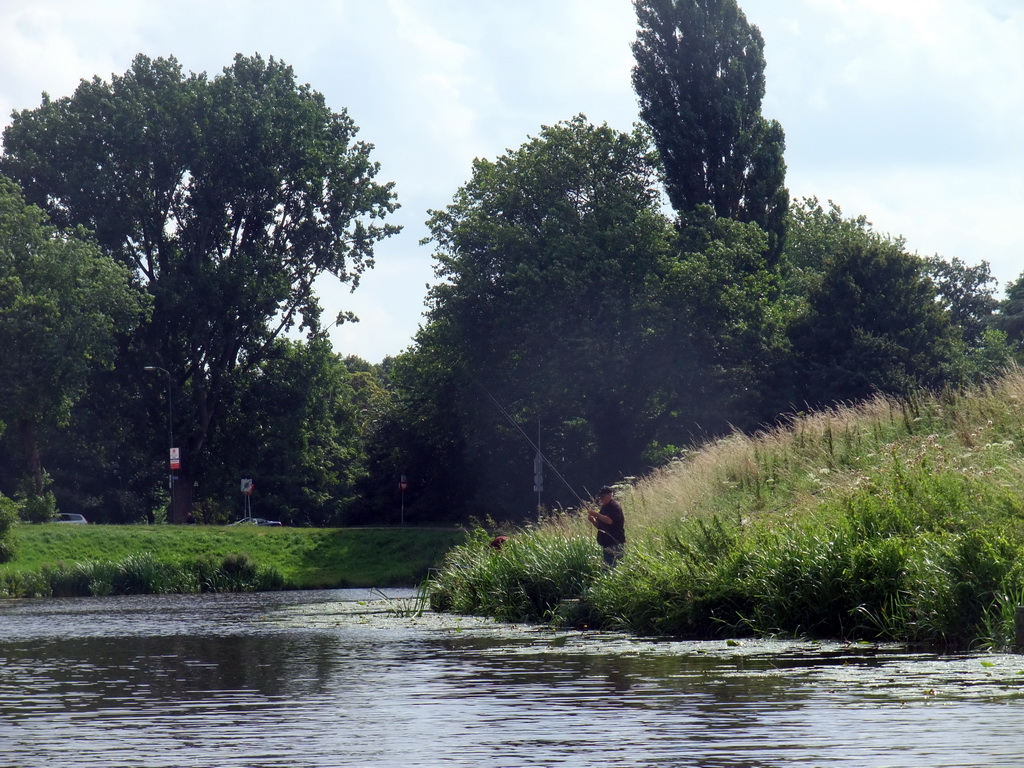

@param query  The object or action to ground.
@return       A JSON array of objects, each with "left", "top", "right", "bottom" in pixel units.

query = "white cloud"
[{"left": 746, "top": 0, "right": 1023, "bottom": 290}]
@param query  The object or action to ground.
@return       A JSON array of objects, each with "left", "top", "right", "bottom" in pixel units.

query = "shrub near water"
[
  {"left": 0, "top": 552, "right": 285, "bottom": 598},
  {"left": 430, "top": 370, "right": 1024, "bottom": 649},
  {"left": 0, "top": 495, "right": 17, "bottom": 563},
  {"left": 429, "top": 521, "right": 603, "bottom": 623}
]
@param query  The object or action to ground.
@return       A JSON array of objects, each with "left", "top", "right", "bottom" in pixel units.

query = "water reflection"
[{"left": 2, "top": 590, "right": 1024, "bottom": 767}]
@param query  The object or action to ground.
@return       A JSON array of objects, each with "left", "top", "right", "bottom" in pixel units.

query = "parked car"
[
  {"left": 231, "top": 517, "right": 282, "bottom": 526},
  {"left": 51, "top": 513, "right": 88, "bottom": 524}
]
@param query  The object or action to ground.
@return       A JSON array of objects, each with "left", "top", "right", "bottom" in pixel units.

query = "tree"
[
  {"left": 416, "top": 117, "right": 676, "bottom": 515},
  {"left": 632, "top": 0, "right": 788, "bottom": 260},
  {"left": 786, "top": 237, "right": 958, "bottom": 407},
  {"left": 779, "top": 198, "right": 1012, "bottom": 396},
  {"left": 202, "top": 338, "right": 365, "bottom": 526},
  {"left": 660, "top": 206, "right": 786, "bottom": 430},
  {"left": 355, "top": 340, "right": 478, "bottom": 524},
  {"left": 923, "top": 255, "right": 999, "bottom": 346},
  {"left": 780, "top": 198, "right": 884, "bottom": 289},
  {"left": 1, "top": 54, "right": 399, "bottom": 521},
  {"left": 994, "top": 272, "right": 1024, "bottom": 360},
  {"left": 394, "top": 116, "right": 782, "bottom": 520},
  {"left": 0, "top": 176, "right": 146, "bottom": 516},
  {"left": 32, "top": 365, "right": 160, "bottom": 524}
]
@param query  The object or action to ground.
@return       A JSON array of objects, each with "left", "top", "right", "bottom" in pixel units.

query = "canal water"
[{"left": 1, "top": 589, "right": 1023, "bottom": 767}]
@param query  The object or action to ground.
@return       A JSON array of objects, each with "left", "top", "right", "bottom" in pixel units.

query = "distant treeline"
[{"left": 1, "top": 1, "right": 1022, "bottom": 534}]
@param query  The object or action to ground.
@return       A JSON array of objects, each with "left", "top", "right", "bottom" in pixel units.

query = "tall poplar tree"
[{"left": 632, "top": 0, "right": 788, "bottom": 260}]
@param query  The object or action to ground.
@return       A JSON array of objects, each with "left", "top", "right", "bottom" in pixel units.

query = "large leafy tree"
[
  {"left": 785, "top": 235, "right": 958, "bottom": 407},
  {"left": 1, "top": 54, "right": 399, "bottom": 521},
  {"left": 418, "top": 117, "right": 674, "bottom": 514},
  {"left": 394, "top": 116, "right": 780, "bottom": 520},
  {"left": 632, "top": 0, "right": 788, "bottom": 260},
  {"left": 0, "top": 176, "right": 146, "bottom": 514},
  {"left": 202, "top": 338, "right": 366, "bottom": 526},
  {"left": 779, "top": 198, "right": 1011, "bottom": 400}
]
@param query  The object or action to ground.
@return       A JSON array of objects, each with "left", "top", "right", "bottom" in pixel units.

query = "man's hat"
[{"left": 598, "top": 486, "right": 614, "bottom": 495}]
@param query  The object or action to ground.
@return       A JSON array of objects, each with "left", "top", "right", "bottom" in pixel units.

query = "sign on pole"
[{"left": 170, "top": 447, "right": 180, "bottom": 471}]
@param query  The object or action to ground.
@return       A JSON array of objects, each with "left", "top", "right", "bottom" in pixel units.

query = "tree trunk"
[
  {"left": 17, "top": 417, "right": 45, "bottom": 495},
  {"left": 171, "top": 471, "right": 192, "bottom": 524}
]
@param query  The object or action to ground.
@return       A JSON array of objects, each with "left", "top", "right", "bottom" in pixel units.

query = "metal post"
[
  {"left": 533, "top": 418, "right": 544, "bottom": 511},
  {"left": 537, "top": 418, "right": 542, "bottom": 510},
  {"left": 399, "top": 474, "right": 408, "bottom": 526}
]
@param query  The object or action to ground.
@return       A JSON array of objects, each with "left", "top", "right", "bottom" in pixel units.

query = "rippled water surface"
[{"left": 2, "top": 589, "right": 1024, "bottom": 767}]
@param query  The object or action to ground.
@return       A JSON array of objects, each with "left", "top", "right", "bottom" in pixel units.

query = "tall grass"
[
  {"left": 0, "top": 551, "right": 285, "bottom": 598},
  {"left": 429, "top": 368, "right": 1024, "bottom": 649},
  {"left": 430, "top": 519, "right": 604, "bottom": 624}
]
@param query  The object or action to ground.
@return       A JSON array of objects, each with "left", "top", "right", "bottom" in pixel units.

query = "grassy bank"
[
  {"left": 1, "top": 525, "right": 464, "bottom": 597},
  {"left": 429, "top": 369, "right": 1024, "bottom": 650}
]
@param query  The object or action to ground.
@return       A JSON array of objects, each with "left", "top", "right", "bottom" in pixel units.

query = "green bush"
[
  {"left": 587, "top": 517, "right": 751, "bottom": 637},
  {"left": 0, "top": 495, "right": 17, "bottom": 563},
  {"left": 429, "top": 526, "right": 603, "bottom": 622},
  {"left": 0, "top": 551, "right": 285, "bottom": 598}
]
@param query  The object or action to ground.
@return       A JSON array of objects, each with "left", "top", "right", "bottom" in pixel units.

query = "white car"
[
  {"left": 51, "top": 513, "right": 88, "bottom": 524},
  {"left": 231, "top": 517, "right": 282, "bottom": 526}
]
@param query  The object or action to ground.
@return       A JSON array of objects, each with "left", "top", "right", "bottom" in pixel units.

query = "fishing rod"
[{"left": 473, "top": 377, "right": 590, "bottom": 508}]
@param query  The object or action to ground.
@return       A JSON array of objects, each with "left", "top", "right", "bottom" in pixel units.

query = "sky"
[{"left": 2, "top": 0, "right": 1021, "bottom": 363}]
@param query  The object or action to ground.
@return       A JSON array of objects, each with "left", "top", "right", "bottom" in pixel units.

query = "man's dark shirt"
[{"left": 596, "top": 499, "right": 625, "bottom": 548}]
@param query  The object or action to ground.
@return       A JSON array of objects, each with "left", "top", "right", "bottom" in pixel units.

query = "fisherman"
[{"left": 588, "top": 485, "right": 625, "bottom": 567}]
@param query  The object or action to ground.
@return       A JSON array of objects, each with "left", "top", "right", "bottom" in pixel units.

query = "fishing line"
[{"left": 473, "top": 378, "right": 589, "bottom": 507}]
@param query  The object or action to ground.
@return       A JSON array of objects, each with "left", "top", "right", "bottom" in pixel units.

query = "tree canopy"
[
  {"left": 416, "top": 117, "right": 676, "bottom": 513},
  {"left": 0, "top": 175, "right": 145, "bottom": 508},
  {"left": 784, "top": 220, "right": 959, "bottom": 407},
  {"left": 632, "top": 0, "right": 788, "bottom": 259},
  {"left": 1, "top": 53, "right": 399, "bottom": 520},
  {"left": 392, "top": 117, "right": 783, "bottom": 519}
]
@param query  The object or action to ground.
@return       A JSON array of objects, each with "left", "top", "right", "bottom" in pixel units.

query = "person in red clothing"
[{"left": 588, "top": 485, "right": 625, "bottom": 567}]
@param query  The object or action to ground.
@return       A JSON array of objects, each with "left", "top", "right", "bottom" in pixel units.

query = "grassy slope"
[
  {"left": 3, "top": 525, "right": 465, "bottom": 588},
  {"left": 429, "top": 369, "right": 1024, "bottom": 648}
]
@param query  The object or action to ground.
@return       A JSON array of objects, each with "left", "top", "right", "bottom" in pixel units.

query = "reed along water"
[{"left": 2, "top": 589, "right": 1023, "bottom": 767}]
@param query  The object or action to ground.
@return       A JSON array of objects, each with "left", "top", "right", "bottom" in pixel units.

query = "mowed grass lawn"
[{"left": 3, "top": 524, "right": 466, "bottom": 588}]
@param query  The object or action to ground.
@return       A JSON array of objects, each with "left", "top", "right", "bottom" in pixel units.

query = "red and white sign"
[{"left": 170, "top": 447, "right": 180, "bottom": 470}]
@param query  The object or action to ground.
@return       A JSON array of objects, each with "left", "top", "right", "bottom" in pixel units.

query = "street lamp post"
[{"left": 144, "top": 366, "right": 175, "bottom": 518}]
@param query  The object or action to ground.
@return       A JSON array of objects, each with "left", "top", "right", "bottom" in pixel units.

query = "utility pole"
[{"left": 534, "top": 418, "right": 543, "bottom": 510}]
